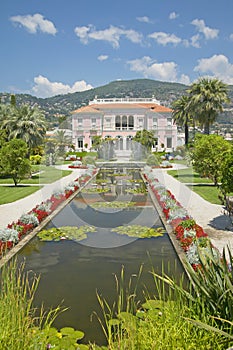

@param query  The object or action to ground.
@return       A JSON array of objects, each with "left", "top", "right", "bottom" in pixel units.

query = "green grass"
[
  {"left": 188, "top": 184, "right": 222, "bottom": 204},
  {"left": 0, "top": 166, "right": 72, "bottom": 185},
  {"left": 189, "top": 185, "right": 233, "bottom": 205},
  {"left": 0, "top": 185, "right": 41, "bottom": 204},
  {"left": 167, "top": 168, "right": 213, "bottom": 184}
]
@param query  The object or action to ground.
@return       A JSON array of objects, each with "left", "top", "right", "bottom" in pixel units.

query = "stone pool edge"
[{"left": 146, "top": 182, "right": 190, "bottom": 277}]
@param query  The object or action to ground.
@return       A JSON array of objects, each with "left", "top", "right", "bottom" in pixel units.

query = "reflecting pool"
[{"left": 18, "top": 168, "right": 185, "bottom": 345}]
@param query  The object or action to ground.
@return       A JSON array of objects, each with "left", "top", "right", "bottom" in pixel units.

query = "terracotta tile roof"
[
  {"left": 72, "top": 102, "right": 172, "bottom": 114},
  {"left": 138, "top": 103, "right": 172, "bottom": 112},
  {"left": 71, "top": 105, "right": 102, "bottom": 114}
]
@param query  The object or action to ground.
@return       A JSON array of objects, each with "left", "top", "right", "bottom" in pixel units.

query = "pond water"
[{"left": 18, "top": 168, "right": 186, "bottom": 345}]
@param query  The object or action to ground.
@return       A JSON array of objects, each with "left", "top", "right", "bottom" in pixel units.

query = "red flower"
[{"left": 32, "top": 209, "right": 49, "bottom": 222}]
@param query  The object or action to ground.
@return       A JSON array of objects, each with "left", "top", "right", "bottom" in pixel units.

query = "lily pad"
[
  {"left": 60, "top": 327, "right": 84, "bottom": 340},
  {"left": 90, "top": 201, "right": 136, "bottom": 209},
  {"left": 111, "top": 225, "right": 165, "bottom": 238},
  {"left": 37, "top": 226, "right": 96, "bottom": 242},
  {"left": 82, "top": 187, "right": 110, "bottom": 193}
]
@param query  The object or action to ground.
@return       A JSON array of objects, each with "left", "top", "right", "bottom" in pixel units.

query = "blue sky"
[{"left": 1, "top": 0, "right": 233, "bottom": 98}]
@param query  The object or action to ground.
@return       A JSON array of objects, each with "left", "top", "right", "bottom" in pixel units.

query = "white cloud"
[
  {"left": 194, "top": 54, "right": 233, "bottom": 84},
  {"left": 127, "top": 56, "right": 190, "bottom": 84},
  {"left": 136, "top": 16, "right": 150, "bottom": 23},
  {"left": 74, "top": 26, "right": 91, "bottom": 44},
  {"left": 230, "top": 33, "right": 233, "bottom": 41},
  {"left": 98, "top": 55, "right": 109, "bottom": 61},
  {"left": 190, "top": 34, "right": 201, "bottom": 48},
  {"left": 10, "top": 13, "right": 57, "bottom": 35},
  {"left": 32, "top": 75, "right": 93, "bottom": 98},
  {"left": 148, "top": 31, "right": 182, "bottom": 46},
  {"left": 169, "top": 12, "right": 179, "bottom": 20},
  {"left": 191, "top": 19, "right": 219, "bottom": 39},
  {"left": 74, "top": 25, "right": 143, "bottom": 48}
]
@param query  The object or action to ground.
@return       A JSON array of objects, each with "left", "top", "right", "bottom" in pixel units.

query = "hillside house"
[{"left": 71, "top": 97, "right": 177, "bottom": 154}]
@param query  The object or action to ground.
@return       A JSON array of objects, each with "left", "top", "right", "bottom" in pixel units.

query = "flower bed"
[
  {"left": 143, "top": 166, "right": 218, "bottom": 270},
  {"left": 68, "top": 165, "right": 88, "bottom": 169},
  {"left": 0, "top": 168, "right": 97, "bottom": 257}
]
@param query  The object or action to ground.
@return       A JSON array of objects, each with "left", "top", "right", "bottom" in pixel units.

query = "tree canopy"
[
  {"left": 190, "top": 134, "right": 231, "bottom": 185},
  {"left": 0, "top": 139, "right": 31, "bottom": 186},
  {"left": 187, "top": 77, "right": 229, "bottom": 134},
  {"left": 0, "top": 103, "right": 47, "bottom": 153},
  {"left": 172, "top": 95, "right": 193, "bottom": 146},
  {"left": 133, "top": 129, "right": 157, "bottom": 150}
]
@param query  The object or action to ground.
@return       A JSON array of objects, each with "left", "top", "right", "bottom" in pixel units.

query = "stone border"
[{"left": 143, "top": 176, "right": 190, "bottom": 277}]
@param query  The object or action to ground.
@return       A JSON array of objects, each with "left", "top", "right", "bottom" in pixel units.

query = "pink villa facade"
[{"left": 71, "top": 97, "right": 177, "bottom": 153}]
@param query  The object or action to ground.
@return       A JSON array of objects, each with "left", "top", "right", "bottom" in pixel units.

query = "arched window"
[
  {"left": 122, "top": 115, "right": 127, "bottom": 130},
  {"left": 115, "top": 135, "right": 123, "bottom": 150},
  {"left": 126, "top": 135, "right": 133, "bottom": 150},
  {"left": 115, "top": 115, "right": 121, "bottom": 130},
  {"left": 128, "top": 115, "right": 134, "bottom": 130}
]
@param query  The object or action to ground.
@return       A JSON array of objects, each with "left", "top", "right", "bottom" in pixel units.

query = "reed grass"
[
  {"left": 96, "top": 259, "right": 232, "bottom": 349},
  {"left": 0, "top": 259, "right": 62, "bottom": 349}
]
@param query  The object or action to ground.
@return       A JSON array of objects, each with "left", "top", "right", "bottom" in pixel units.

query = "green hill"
[{"left": 1, "top": 78, "right": 233, "bottom": 125}]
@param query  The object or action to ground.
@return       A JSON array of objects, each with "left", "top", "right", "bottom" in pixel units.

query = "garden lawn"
[
  {"left": 167, "top": 168, "right": 213, "bottom": 184},
  {"left": 187, "top": 184, "right": 221, "bottom": 204},
  {"left": 189, "top": 185, "right": 233, "bottom": 205},
  {"left": 0, "top": 166, "right": 72, "bottom": 185},
  {"left": 0, "top": 185, "right": 41, "bottom": 204}
]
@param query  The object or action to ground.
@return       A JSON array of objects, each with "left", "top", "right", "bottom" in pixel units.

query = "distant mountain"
[{"left": 1, "top": 79, "right": 233, "bottom": 125}]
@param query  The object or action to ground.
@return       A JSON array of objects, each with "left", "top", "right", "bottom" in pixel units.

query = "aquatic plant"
[
  {"left": 111, "top": 225, "right": 164, "bottom": 238},
  {"left": 90, "top": 201, "right": 136, "bottom": 209},
  {"left": 125, "top": 187, "right": 146, "bottom": 194},
  {"left": 82, "top": 187, "right": 110, "bottom": 193},
  {"left": 37, "top": 225, "right": 96, "bottom": 242}
]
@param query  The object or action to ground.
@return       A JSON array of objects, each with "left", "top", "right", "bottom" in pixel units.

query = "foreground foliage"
[
  {"left": 0, "top": 260, "right": 106, "bottom": 349},
  {"left": 98, "top": 248, "right": 233, "bottom": 349}
]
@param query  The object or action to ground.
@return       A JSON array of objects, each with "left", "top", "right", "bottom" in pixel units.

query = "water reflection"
[{"left": 18, "top": 168, "right": 185, "bottom": 345}]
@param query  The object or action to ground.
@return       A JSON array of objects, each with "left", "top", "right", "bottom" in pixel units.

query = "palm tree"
[
  {"left": 187, "top": 77, "right": 229, "bottom": 135},
  {"left": 172, "top": 95, "right": 192, "bottom": 146},
  {"left": 54, "top": 129, "right": 72, "bottom": 156},
  {"left": 2, "top": 104, "right": 47, "bottom": 153}
]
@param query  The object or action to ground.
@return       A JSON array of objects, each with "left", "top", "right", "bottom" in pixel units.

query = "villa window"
[
  {"left": 78, "top": 137, "right": 83, "bottom": 148},
  {"left": 122, "top": 115, "right": 127, "bottom": 130},
  {"left": 167, "top": 118, "right": 172, "bottom": 126},
  {"left": 78, "top": 118, "right": 83, "bottom": 128},
  {"left": 128, "top": 115, "right": 134, "bottom": 130},
  {"left": 126, "top": 135, "right": 133, "bottom": 150},
  {"left": 138, "top": 118, "right": 144, "bottom": 129},
  {"left": 91, "top": 118, "right": 96, "bottom": 128},
  {"left": 115, "top": 115, "right": 121, "bottom": 130},
  {"left": 166, "top": 137, "right": 172, "bottom": 148},
  {"left": 153, "top": 117, "right": 157, "bottom": 128},
  {"left": 105, "top": 117, "right": 111, "bottom": 129},
  {"left": 115, "top": 135, "right": 123, "bottom": 150}
]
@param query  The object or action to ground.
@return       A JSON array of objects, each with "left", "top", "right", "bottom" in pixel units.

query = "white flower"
[
  {"left": 0, "top": 228, "right": 19, "bottom": 243},
  {"left": 20, "top": 213, "right": 39, "bottom": 227}
]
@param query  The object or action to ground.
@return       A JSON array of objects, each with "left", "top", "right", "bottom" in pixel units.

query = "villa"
[{"left": 71, "top": 97, "right": 178, "bottom": 154}]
